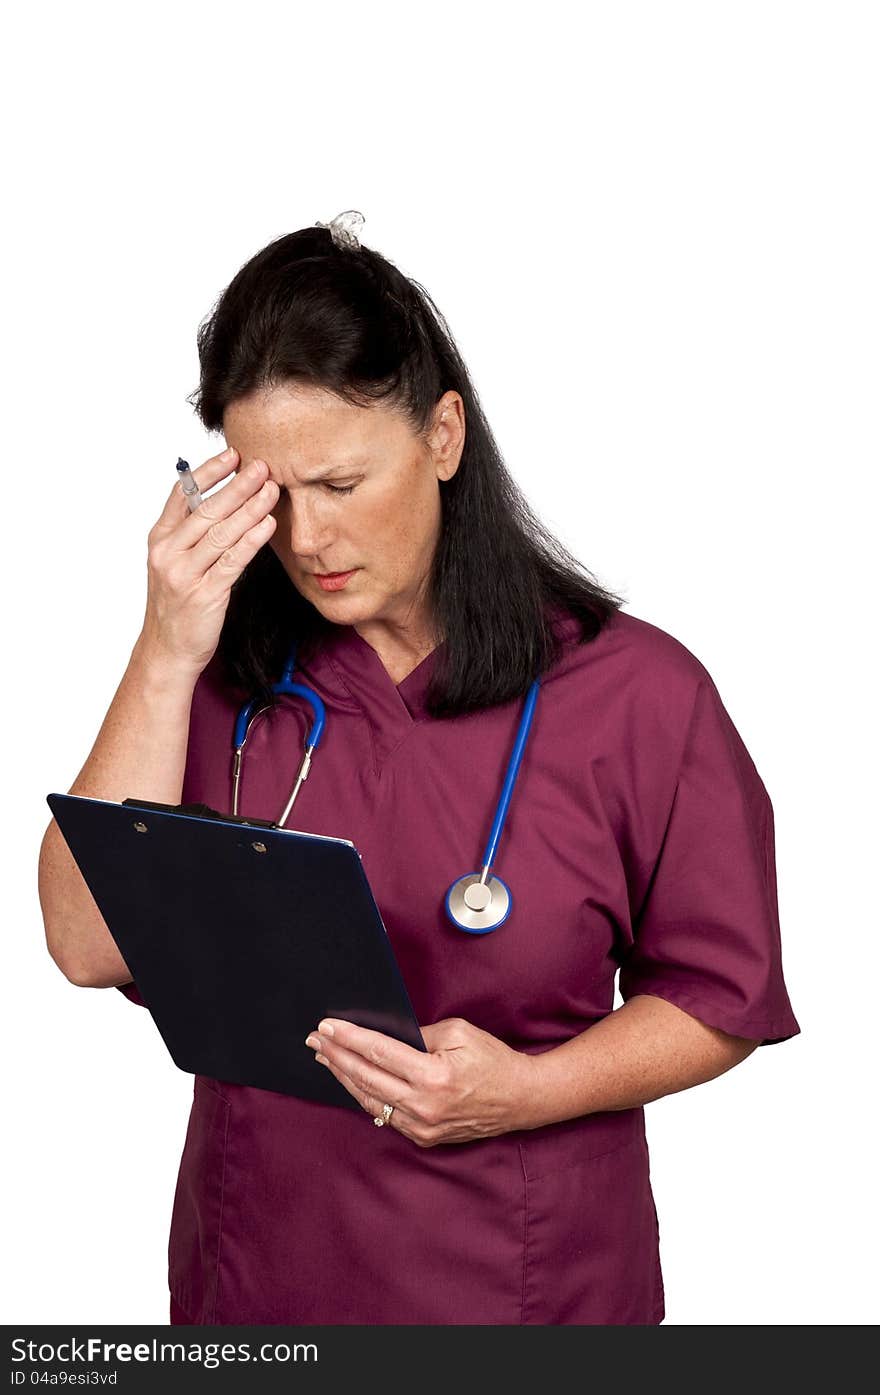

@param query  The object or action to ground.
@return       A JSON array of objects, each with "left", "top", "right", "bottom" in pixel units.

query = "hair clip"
[{"left": 315, "top": 209, "right": 365, "bottom": 250}]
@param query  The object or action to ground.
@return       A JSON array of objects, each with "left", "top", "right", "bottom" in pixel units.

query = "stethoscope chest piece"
[{"left": 445, "top": 872, "right": 512, "bottom": 934}]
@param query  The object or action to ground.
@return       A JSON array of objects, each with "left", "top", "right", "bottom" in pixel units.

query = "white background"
[{"left": 3, "top": 0, "right": 876, "bottom": 1327}]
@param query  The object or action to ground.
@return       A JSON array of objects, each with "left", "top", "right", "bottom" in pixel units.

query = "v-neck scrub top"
[{"left": 117, "top": 605, "right": 800, "bottom": 1325}]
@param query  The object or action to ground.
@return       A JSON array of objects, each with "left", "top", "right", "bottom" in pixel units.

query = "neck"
[{"left": 353, "top": 616, "right": 441, "bottom": 686}]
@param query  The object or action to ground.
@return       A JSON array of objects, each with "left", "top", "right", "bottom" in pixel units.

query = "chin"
[{"left": 311, "top": 589, "right": 368, "bottom": 618}]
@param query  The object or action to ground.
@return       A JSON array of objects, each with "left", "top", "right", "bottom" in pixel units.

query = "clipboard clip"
[{"left": 121, "top": 797, "right": 280, "bottom": 831}]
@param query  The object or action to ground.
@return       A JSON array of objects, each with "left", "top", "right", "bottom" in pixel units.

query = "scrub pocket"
[
  {"left": 168, "top": 1076, "right": 230, "bottom": 1325},
  {"left": 517, "top": 1107, "right": 664, "bottom": 1325}
]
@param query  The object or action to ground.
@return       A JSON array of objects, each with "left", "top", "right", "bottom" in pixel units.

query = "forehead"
[{"left": 222, "top": 382, "right": 413, "bottom": 477}]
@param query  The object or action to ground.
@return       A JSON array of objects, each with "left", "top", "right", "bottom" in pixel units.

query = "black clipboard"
[{"left": 46, "top": 792, "right": 426, "bottom": 1111}]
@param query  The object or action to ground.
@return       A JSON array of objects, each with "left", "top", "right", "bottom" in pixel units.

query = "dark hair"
[{"left": 187, "top": 224, "right": 626, "bottom": 719}]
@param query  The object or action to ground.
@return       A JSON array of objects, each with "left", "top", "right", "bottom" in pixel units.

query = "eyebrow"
[{"left": 267, "top": 460, "right": 368, "bottom": 486}]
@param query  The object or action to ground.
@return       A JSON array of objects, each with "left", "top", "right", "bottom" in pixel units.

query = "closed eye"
[{"left": 276, "top": 481, "right": 359, "bottom": 497}]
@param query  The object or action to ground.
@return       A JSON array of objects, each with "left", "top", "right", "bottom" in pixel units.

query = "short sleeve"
[{"left": 618, "top": 675, "right": 801, "bottom": 1046}]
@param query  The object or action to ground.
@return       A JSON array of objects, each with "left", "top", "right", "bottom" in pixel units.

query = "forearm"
[
  {"left": 519, "top": 993, "right": 759, "bottom": 1130},
  {"left": 38, "top": 636, "right": 200, "bottom": 987}
]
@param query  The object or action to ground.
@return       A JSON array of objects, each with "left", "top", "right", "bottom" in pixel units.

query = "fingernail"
[
  {"left": 305, "top": 1035, "right": 320, "bottom": 1050},
  {"left": 221, "top": 446, "right": 236, "bottom": 460},
  {"left": 318, "top": 1021, "right": 335, "bottom": 1037},
  {"left": 315, "top": 1054, "right": 329, "bottom": 1066}
]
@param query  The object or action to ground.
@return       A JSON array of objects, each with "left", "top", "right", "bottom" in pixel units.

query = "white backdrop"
[{"left": 3, "top": 0, "right": 876, "bottom": 1327}]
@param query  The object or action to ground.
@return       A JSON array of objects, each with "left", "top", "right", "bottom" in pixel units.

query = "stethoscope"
[{"left": 231, "top": 641, "right": 540, "bottom": 934}]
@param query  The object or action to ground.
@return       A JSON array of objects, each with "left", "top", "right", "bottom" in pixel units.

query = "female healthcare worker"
[{"left": 39, "top": 212, "right": 800, "bottom": 1326}]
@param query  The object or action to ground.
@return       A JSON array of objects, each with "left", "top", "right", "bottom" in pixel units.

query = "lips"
[{"left": 313, "top": 568, "right": 358, "bottom": 592}]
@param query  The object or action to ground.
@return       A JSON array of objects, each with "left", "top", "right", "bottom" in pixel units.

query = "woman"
[{"left": 39, "top": 211, "right": 800, "bottom": 1326}]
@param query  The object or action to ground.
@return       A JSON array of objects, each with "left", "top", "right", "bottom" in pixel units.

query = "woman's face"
[{"left": 222, "top": 382, "right": 464, "bottom": 637}]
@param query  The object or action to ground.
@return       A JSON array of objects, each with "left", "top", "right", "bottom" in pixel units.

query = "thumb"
[{"left": 421, "top": 1017, "right": 475, "bottom": 1052}]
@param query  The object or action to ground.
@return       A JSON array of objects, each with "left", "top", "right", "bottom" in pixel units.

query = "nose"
[{"left": 286, "top": 493, "right": 336, "bottom": 560}]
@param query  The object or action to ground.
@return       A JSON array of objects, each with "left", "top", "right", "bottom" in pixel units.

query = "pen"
[{"left": 176, "top": 456, "right": 203, "bottom": 512}]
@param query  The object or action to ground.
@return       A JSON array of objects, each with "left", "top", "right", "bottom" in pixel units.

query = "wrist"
[
  {"left": 130, "top": 633, "right": 203, "bottom": 696},
  {"left": 508, "top": 1047, "right": 562, "bottom": 1132},
  {"left": 510, "top": 1042, "right": 594, "bottom": 1132}
]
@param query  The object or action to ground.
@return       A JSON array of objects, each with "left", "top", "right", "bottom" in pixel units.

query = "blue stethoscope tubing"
[
  {"left": 232, "top": 646, "right": 327, "bottom": 829},
  {"left": 231, "top": 640, "right": 540, "bottom": 934}
]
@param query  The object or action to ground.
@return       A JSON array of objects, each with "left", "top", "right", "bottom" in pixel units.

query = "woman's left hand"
[{"left": 304, "top": 1016, "right": 539, "bottom": 1145}]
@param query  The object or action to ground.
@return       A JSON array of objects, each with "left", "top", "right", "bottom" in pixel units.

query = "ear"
[{"left": 430, "top": 391, "right": 466, "bottom": 483}]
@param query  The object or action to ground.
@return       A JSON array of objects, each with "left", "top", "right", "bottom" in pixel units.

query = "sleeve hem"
[{"left": 620, "top": 980, "right": 801, "bottom": 1045}]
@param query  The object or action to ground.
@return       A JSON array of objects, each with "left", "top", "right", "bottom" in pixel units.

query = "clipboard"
[{"left": 46, "top": 792, "right": 427, "bottom": 1112}]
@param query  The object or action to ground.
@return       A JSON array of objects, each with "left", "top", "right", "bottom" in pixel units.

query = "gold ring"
[{"left": 373, "top": 1103, "right": 394, "bottom": 1127}]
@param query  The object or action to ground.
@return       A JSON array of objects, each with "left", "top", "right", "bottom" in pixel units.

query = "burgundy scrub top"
[{"left": 117, "top": 604, "right": 800, "bottom": 1325}]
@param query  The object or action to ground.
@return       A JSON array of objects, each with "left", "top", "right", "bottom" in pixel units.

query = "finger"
[
  {"left": 175, "top": 456, "right": 272, "bottom": 545},
  {"left": 319, "top": 1057, "right": 407, "bottom": 1129},
  {"left": 420, "top": 1018, "right": 473, "bottom": 1051},
  {"left": 155, "top": 446, "right": 241, "bottom": 529},
  {"left": 313, "top": 1020, "right": 429, "bottom": 1088},
  {"left": 200, "top": 508, "right": 279, "bottom": 594},
  {"left": 185, "top": 472, "right": 280, "bottom": 584},
  {"left": 312, "top": 1036, "right": 416, "bottom": 1111}
]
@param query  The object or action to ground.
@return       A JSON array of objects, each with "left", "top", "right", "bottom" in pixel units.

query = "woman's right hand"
[{"left": 138, "top": 446, "right": 279, "bottom": 676}]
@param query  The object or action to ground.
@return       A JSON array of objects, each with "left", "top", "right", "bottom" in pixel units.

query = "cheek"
[{"left": 372, "top": 473, "right": 438, "bottom": 543}]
